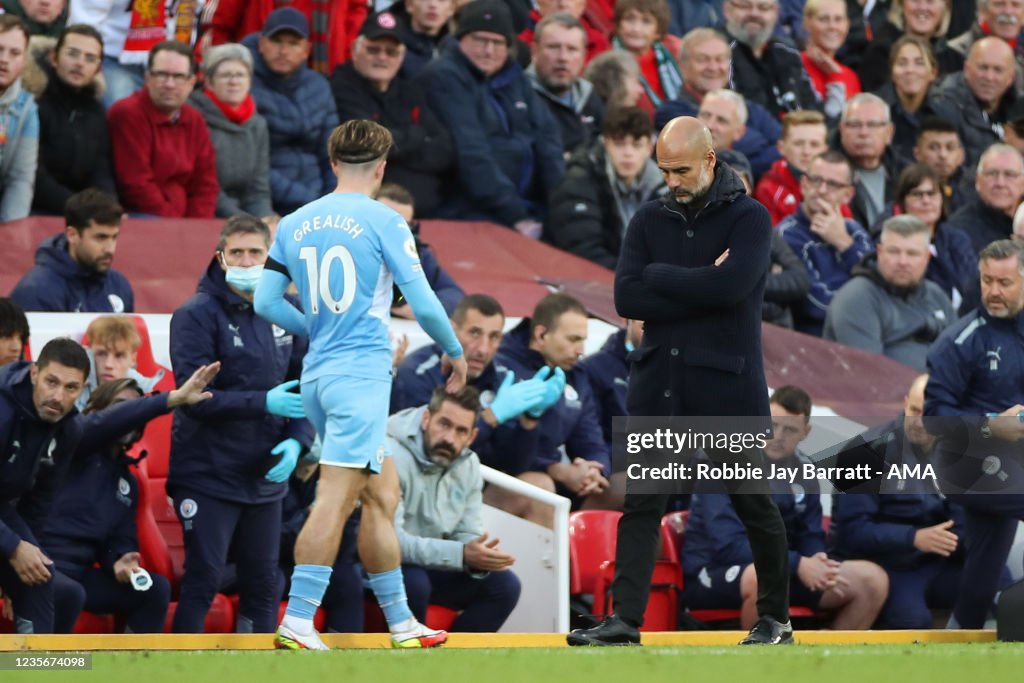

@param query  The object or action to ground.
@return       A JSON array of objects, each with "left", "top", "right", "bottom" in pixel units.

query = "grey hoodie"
[
  {"left": 823, "top": 253, "right": 955, "bottom": 371},
  {"left": 388, "top": 406, "right": 485, "bottom": 573}
]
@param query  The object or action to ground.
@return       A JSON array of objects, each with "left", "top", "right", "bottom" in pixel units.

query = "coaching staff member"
[{"left": 567, "top": 116, "right": 792, "bottom": 646}]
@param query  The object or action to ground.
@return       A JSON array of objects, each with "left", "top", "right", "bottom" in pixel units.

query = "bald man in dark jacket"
[{"left": 568, "top": 116, "right": 791, "bottom": 647}]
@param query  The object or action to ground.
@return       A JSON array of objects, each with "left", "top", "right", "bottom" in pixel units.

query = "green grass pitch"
[{"left": 6, "top": 644, "right": 1024, "bottom": 683}]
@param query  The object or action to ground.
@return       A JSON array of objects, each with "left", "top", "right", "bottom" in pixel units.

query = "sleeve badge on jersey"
[{"left": 403, "top": 237, "right": 419, "bottom": 261}]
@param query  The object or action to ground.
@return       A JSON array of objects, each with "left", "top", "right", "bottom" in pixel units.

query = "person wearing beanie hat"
[
  {"left": 419, "top": 0, "right": 566, "bottom": 232},
  {"left": 455, "top": 0, "right": 516, "bottom": 43}
]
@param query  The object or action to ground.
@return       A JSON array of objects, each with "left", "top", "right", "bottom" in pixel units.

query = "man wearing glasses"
[
  {"left": 777, "top": 150, "right": 873, "bottom": 335},
  {"left": 836, "top": 93, "right": 900, "bottom": 231},
  {"left": 721, "top": 0, "right": 821, "bottom": 119},
  {"left": 948, "top": 143, "right": 1024, "bottom": 253},
  {"left": 331, "top": 12, "right": 454, "bottom": 218},
  {"left": 107, "top": 40, "right": 218, "bottom": 218}
]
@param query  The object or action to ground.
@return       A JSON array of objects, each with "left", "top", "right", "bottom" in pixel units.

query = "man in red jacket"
[
  {"left": 107, "top": 41, "right": 219, "bottom": 219},
  {"left": 755, "top": 110, "right": 827, "bottom": 226}
]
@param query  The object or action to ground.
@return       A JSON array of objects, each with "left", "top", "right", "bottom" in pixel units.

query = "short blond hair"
[
  {"left": 781, "top": 110, "right": 826, "bottom": 140},
  {"left": 85, "top": 315, "right": 140, "bottom": 352}
]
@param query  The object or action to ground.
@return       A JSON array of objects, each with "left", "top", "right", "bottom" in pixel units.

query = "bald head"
[
  {"left": 965, "top": 37, "right": 1016, "bottom": 110},
  {"left": 657, "top": 116, "right": 713, "bottom": 158},
  {"left": 969, "top": 35, "right": 1015, "bottom": 66},
  {"left": 656, "top": 116, "right": 716, "bottom": 205}
]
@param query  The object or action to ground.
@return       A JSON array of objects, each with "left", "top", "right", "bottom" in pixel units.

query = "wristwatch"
[{"left": 981, "top": 416, "right": 993, "bottom": 439}]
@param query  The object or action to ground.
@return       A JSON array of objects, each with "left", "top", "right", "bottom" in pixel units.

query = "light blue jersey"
[{"left": 268, "top": 192, "right": 424, "bottom": 382}]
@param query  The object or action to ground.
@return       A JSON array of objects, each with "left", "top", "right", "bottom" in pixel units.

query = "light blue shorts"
[{"left": 302, "top": 375, "right": 391, "bottom": 473}]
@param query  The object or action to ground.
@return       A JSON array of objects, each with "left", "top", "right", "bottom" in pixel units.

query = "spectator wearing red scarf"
[
  {"left": 610, "top": 0, "right": 681, "bottom": 119},
  {"left": 192, "top": 43, "right": 273, "bottom": 217}
]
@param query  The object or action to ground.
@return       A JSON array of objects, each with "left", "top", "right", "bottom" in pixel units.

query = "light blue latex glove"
[
  {"left": 266, "top": 438, "right": 302, "bottom": 483},
  {"left": 489, "top": 370, "right": 548, "bottom": 423},
  {"left": 265, "top": 379, "right": 305, "bottom": 418},
  {"left": 527, "top": 367, "right": 566, "bottom": 418}
]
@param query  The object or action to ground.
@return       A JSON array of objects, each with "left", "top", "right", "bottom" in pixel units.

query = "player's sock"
[
  {"left": 283, "top": 564, "right": 332, "bottom": 633},
  {"left": 367, "top": 568, "right": 415, "bottom": 632}
]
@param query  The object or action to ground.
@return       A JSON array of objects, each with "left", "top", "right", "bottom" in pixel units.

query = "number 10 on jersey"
[{"left": 298, "top": 245, "right": 358, "bottom": 314}]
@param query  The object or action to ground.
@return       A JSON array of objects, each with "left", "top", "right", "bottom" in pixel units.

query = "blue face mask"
[{"left": 225, "top": 264, "right": 264, "bottom": 293}]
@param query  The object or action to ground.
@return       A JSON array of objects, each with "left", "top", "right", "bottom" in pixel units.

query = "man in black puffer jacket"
[
  {"left": 29, "top": 26, "right": 116, "bottom": 215},
  {"left": 545, "top": 107, "right": 665, "bottom": 269}
]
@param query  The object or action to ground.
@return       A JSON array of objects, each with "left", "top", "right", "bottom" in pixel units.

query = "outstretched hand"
[{"left": 167, "top": 362, "right": 221, "bottom": 408}]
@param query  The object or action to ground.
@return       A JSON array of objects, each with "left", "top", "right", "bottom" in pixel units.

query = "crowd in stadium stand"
[{"left": 2, "top": 0, "right": 1024, "bottom": 636}]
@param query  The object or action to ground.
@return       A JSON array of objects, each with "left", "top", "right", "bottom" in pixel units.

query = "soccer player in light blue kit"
[{"left": 254, "top": 120, "right": 467, "bottom": 650}]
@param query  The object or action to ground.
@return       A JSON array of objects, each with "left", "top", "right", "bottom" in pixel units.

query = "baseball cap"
[
  {"left": 360, "top": 11, "right": 402, "bottom": 41},
  {"left": 262, "top": 7, "right": 309, "bottom": 39}
]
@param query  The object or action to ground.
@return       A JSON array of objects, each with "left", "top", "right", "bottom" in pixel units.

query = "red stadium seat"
[
  {"left": 660, "top": 511, "right": 689, "bottom": 565},
  {"left": 72, "top": 612, "right": 116, "bottom": 634},
  {"left": 134, "top": 464, "right": 178, "bottom": 593},
  {"left": 136, "top": 475, "right": 184, "bottom": 592},
  {"left": 593, "top": 559, "right": 681, "bottom": 631},
  {"left": 568, "top": 510, "right": 622, "bottom": 596},
  {"left": 426, "top": 604, "right": 459, "bottom": 631},
  {"left": 570, "top": 511, "right": 681, "bottom": 630}
]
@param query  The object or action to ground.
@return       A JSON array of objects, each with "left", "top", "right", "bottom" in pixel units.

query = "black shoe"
[
  {"left": 738, "top": 616, "right": 794, "bottom": 645},
  {"left": 566, "top": 615, "right": 641, "bottom": 646}
]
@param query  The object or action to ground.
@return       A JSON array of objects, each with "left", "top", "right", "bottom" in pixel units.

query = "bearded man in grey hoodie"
[{"left": 388, "top": 385, "right": 521, "bottom": 632}]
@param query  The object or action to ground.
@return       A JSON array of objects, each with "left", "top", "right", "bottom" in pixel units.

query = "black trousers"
[
  {"left": 948, "top": 494, "right": 1024, "bottom": 628},
  {"left": 611, "top": 490, "right": 790, "bottom": 626},
  {"left": 171, "top": 489, "right": 282, "bottom": 633}
]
